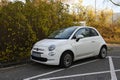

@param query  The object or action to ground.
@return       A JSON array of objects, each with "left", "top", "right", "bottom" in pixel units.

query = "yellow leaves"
[
  {"left": 12, "top": 32, "right": 16, "bottom": 36},
  {"left": 8, "top": 28, "right": 12, "bottom": 31},
  {"left": 115, "top": 27, "right": 120, "bottom": 33},
  {"left": 8, "top": 35, "right": 10, "bottom": 37},
  {"left": 5, "top": 48, "right": 12, "bottom": 53}
]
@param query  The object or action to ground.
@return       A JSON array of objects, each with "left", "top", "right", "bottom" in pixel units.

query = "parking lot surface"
[{"left": 0, "top": 44, "right": 120, "bottom": 80}]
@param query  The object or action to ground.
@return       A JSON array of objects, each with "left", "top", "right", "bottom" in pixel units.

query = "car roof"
[{"left": 72, "top": 26, "right": 95, "bottom": 29}]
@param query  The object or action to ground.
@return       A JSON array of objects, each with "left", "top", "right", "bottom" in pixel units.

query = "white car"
[{"left": 31, "top": 26, "right": 107, "bottom": 68}]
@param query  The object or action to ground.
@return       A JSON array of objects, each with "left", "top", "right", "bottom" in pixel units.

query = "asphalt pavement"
[{"left": 0, "top": 44, "right": 120, "bottom": 80}]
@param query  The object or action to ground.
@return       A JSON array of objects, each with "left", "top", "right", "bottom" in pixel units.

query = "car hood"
[{"left": 34, "top": 39, "right": 68, "bottom": 47}]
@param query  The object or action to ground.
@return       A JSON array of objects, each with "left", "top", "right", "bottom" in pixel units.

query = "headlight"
[{"left": 48, "top": 45, "right": 56, "bottom": 51}]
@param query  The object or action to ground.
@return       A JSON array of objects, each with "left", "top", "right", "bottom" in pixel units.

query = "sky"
[
  {"left": 10, "top": 0, "right": 120, "bottom": 13},
  {"left": 84, "top": 0, "right": 120, "bottom": 13},
  {"left": 68, "top": 0, "right": 120, "bottom": 13}
]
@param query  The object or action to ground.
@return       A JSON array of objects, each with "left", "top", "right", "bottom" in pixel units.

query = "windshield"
[{"left": 48, "top": 27, "right": 77, "bottom": 39}]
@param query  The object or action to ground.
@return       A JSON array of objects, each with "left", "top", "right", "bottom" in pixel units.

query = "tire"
[
  {"left": 60, "top": 52, "right": 73, "bottom": 68},
  {"left": 99, "top": 47, "right": 107, "bottom": 59}
]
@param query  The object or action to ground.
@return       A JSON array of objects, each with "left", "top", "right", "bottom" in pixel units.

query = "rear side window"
[{"left": 89, "top": 28, "right": 99, "bottom": 36}]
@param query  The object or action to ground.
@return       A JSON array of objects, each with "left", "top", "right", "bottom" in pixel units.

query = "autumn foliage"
[
  {"left": 0, "top": 0, "right": 74, "bottom": 63},
  {"left": 0, "top": 0, "right": 120, "bottom": 63}
]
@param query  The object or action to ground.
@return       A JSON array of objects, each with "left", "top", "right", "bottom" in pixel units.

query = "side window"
[
  {"left": 84, "top": 28, "right": 90, "bottom": 37},
  {"left": 73, "top": 28, "right": 90, "bottom": 39},
  {"left": 74, "top": 28, "right": 86, "bottom": 38},
  {"left": 89, "top": 28, "right": 99, "bottom": 36}
]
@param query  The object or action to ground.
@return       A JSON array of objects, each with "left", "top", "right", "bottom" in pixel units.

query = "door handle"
[{"left": 91, "top": 41, "right": 95, "bottom": 43}]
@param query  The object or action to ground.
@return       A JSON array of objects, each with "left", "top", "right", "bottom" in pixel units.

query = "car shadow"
[
  {"left": 31, "top": 56, "right": 99, "bottom": 69},
  {"left": 73, "top": 56, "right": 99, "bottom": 66}
]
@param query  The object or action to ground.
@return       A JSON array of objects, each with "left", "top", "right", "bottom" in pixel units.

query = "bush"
[{"left": 0, "top": 0, "right": 74, "bottom": 63}]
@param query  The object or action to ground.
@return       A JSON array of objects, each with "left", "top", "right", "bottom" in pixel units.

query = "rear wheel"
[
  {"left": 60, "top": 52, "right": 73, "bottom": 68},
  {"left": 99, "top": 47, "right": 107, "bottom": 59}
]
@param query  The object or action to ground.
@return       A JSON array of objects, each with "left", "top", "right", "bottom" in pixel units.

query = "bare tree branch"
[{"left": 109, "top": 0, "right": 120, "bottom": 6}]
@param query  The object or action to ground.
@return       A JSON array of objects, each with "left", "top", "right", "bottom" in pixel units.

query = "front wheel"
[
  {"left": 60, "top": 53, "right": 73, "bottom": 68},
  {"left": 99, "top": 47, "right": 107, "bottom": 59}
]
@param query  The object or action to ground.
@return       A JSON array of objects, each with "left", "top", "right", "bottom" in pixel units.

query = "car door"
[
  {"left": 71, "top": 28, "right": 94, "bottom": 60},
  {"left": 88, "top": 28, "right": 100, "bottom": 55}
]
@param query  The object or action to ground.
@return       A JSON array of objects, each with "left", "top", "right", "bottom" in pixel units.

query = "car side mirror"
[{"left": 76, "top": 35, "right": 84, "bottom": 42}]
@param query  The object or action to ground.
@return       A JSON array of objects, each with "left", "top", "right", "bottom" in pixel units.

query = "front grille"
[
  {"left": 33, "top": 48, "right": 44, "bottom": 51},
  {"left": 31, "top": 55, "right": 47, "bottom": 62}
]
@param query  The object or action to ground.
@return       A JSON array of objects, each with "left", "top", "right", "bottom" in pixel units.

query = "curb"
[
  {"left": 0, "top": 59, "right": 32, "bottom": 69},
  {"left": 107, "top": 44, "right": 120, "bottom": 47}
]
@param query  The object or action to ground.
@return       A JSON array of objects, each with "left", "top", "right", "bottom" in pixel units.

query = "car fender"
[{"left": 55, "top": 44, "right": 75, "bottom": 60}]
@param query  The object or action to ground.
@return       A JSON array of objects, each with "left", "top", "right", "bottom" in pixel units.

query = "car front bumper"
[{"left": 31, "top": 50, "right": 61, "bottom": 65}]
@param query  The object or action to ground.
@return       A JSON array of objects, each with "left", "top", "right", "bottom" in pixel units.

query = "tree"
[
  {"left": 0, "top": 0, "right": 74, "bottom": 62},
  {"left": 0, "top": 0, "right": 9, "bottom": 6}
]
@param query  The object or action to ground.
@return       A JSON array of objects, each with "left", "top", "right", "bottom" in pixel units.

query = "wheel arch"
[
  {"left": 98, "top": 44, "right": 107, "bottom": 59},
  {"left": 99, "top": 44, "right": 107, "bottom": 54},
  {"left": 101, "top": 44, "right": 107, "bottom": 50},
  {"left": 60, "top": 50, "right": 74, "bottom": 63}
]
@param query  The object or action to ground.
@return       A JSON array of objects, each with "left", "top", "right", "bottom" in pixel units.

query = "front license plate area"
[{"left": 32, "top": 51, "right": 41, "bottom": 57}]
